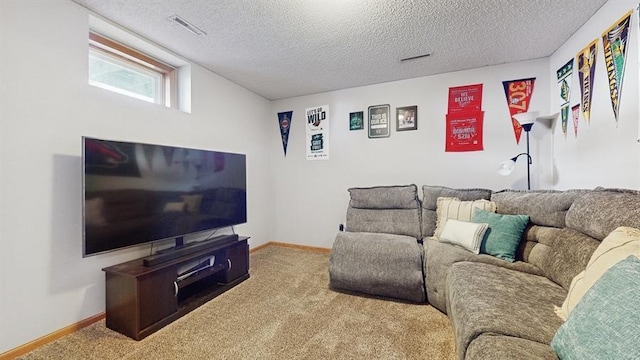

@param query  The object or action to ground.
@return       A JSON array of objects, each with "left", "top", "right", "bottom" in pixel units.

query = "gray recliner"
[{"left": 328, "top": 184, "right": 426, "bottom": 303}]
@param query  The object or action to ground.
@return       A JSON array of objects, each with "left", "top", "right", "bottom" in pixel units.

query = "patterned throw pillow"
[
  {"left": 551, "top": 255, "right": 640, "bottom": 359},
  {"left": 434, "top": 197, "right": 496, "bottom": 239}
]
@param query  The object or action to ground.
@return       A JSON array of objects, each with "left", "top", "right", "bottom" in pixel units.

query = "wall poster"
[
  {"left": 305, "top": 105, "right": 329, "bottom": 160},
  {"left": 396, "top": 106, "right": 418, "bottom": 131},
  {"left": 368, "top": 104, "right": 390, "bottom": 138},
  {"left": 448, "top": 83, "right": 483, "bottom": 113},
  {"left": 445, "top": 112, "right": 484, "bottom": 152},
  {"left": 349, "top": 111, "right": 364, "bottom": 130},
  {"left": 446, "top": 83, "right": 484, "bottom": 152}
]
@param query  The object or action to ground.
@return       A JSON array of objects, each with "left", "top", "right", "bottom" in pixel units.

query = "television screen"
[{"left": 82, "top": 137, "right": 247, "bottom": 256}]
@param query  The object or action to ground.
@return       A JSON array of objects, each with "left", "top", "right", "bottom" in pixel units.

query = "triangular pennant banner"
[
  {"left": 557, "top": 60, "right": 573, "bottom": 138},
  {"left": 577, "top": 39, "right": 598, "bottom": 123},
  {"left": 502, "top": 78, "right": 536, "bottom": 144},
  {"left": 277, "top": 111, "right": 293, "bottom": 156},
  {"left": 571, "top": 104, "right": 580, "bottom": 138},
  {"left": 602, "top": 10, "right": 632, "bottom": 123}
]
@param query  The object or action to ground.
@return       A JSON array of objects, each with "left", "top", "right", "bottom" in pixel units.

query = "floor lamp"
[{"left": 498, "top": 111, "right": 538, "bottom": 190}]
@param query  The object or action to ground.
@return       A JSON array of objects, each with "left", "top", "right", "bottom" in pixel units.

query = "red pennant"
[{"left": 502, "top": 78, "right": 536, "bottom": 144}]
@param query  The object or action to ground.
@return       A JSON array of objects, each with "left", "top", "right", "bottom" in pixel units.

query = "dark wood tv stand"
[{"left": 102, "top": 236, "right": 249, "bottom": 340}]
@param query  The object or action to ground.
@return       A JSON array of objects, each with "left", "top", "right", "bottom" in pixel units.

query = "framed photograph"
[
  {"left": 349, "top": 111, "right": 364, "bottom": 130},
  {"left": 396, "top": 106, "right": 418, "bottom": 131},
  {"left": 368, "top": 104, "right": 391, "bottom": 138}
]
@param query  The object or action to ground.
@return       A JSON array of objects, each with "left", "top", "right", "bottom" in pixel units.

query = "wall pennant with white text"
[
  {"left": 502, "top": 78, "right": 536, "bottom": 144},
  {"left": 557, "top": 59, "right": 573, "bottom": 138},
  {"left": 305, "top": 105, "right": 330, "bottom": 160},
  {"left": 576, "top": 39, "right": 598, "bottom": 123},
  {"left": 602, "top": 10, "right": 632, "bottom": 123},
  {"left": 277, "top": 111, "right": 293, "bottom": 156}
]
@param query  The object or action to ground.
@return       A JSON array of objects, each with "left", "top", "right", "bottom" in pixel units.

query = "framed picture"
[
  {"left": 368, "top": 104, "right": 391, "bottom": 138},
  {"left": 349, "top": 111, "right": 364, "bottom": 130},
  {"left": 396, "top": 106, "right": 418, "bottom": 131}
]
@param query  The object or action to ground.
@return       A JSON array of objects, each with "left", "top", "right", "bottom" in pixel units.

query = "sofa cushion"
[
  {"left": 472, "top": 208, "right": 529, "bottom": 262},
  {"left": 346, "top": 207, "right": 421, "bottom": 239},
  {"left": 490, "top": 190, "right": 584, "bottom": 228},
  {"left": 447, "top": 262, "right": 566, "bottom": 360},
  {"left": 349, "top": 184, "right": 419, "bottom": 209},
  {"left": 423, "top": 239, "right": 544, "bottom": 314},
  {"left": 557, "top": 226, "right": 640, "bottom": 320},
  {"left": 439, "top": 219, "right": 489, "bottom": 254},
  {"left": 551, "top": 255, "right": 640, "bottom": 359},
  {"left": 523, "top": 226, "right": 598, "bottom": 290},
  {"left": 434, "top": 197, "right": 496, "bottom": 239},
  {"left": 329, "top": 231, "right": 425, "bottom": 303},
  {"left": 466, "top": 334, "right": 557, "bottom": 360},
  {"left": 346, "top": 185, "right": 421, "bottom": 239},
  {"left": 565, "top": 189, "right": 640, "bottom": 240},
  {"left": 421, "top": 186, "right": 492, "bottom": 238}
]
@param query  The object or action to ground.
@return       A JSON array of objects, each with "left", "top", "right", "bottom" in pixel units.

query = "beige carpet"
[{"left": 20, "top": 246, "right": 456, "bottom": 359}]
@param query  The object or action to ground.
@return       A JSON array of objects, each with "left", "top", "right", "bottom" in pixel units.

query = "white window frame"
[{"left": 88, "top": 32, "right": 177, "bottom": 108}]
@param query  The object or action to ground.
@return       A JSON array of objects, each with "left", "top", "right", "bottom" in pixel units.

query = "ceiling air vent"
[
  {"left": 400, "top": 53, "right": 431, "bottom": 62},
  {"left": 168, "top": 15, "right": 206, "bottom": 36}
]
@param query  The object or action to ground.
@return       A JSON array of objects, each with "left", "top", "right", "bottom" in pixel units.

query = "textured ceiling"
[{"left": 72, "top": 0, "right": 607, "bottom": 100}]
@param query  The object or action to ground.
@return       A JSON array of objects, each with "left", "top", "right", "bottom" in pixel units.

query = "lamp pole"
[{"left": 526, "top": 130, "right": 531, "bottom": 190}]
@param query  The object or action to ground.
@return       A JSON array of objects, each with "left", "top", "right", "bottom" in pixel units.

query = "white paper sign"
[{"left": 305, "top": 105, "right": 329, "bottom": 160}]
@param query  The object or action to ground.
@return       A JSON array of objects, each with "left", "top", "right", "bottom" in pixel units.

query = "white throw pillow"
[
  {"left": 439, "top": 219, "right": 489, "bottom": 254},
  {"left": 556, "top": 226, "right": 640, "bottom": 320},
  {"left": 434, "top": 197, "right": 496, "bottom": 239}
]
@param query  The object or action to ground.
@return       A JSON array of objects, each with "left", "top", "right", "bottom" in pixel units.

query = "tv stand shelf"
[{"left": 102, "top": 236, "right": 249, "bottom": 340}]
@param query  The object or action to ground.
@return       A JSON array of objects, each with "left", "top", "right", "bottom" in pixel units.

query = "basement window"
[{"left": 88, "top": 32, "right": 177, "bottom": 107}]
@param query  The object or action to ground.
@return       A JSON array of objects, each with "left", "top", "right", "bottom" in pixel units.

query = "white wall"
[
  {"left": 550, "top": 0, "right": 640, "bottom": 189},
  {"left": 0, "top": 1, "right": 272, "bottom": 353},
  {"left": 271, "top": 59, "right": 551, "bottom": 248}
]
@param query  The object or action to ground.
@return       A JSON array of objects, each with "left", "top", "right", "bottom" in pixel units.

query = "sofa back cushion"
[
  {"left": 489, "top": 190, "right": 598, "bottom": 289},
  {"left": 566, "top": 189, "right": 640, "bottom": 240},
  {"left": 346, "top": 185, "right": 421, "bottom": 239},
  {"left": 526, "top": 226, "right": 599, "bottom": 290},
  {"left": 490, "top": 189, "right": 585, "bottom": 228},
  {"left": 421, "top": 185, "right": 492, "bottom": 238}
]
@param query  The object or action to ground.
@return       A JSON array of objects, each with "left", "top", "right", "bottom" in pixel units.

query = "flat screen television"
[{"left": 82, "top": 137, "right": 247, "bottom": 257}]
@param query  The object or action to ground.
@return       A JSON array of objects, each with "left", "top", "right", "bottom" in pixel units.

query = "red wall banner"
[
  {"left": 502, "top": 78, "right": 536, "bottom": 144},
  {"left": 445, "top": 112, "right": 484, "bottom": 152},
  {"left": 448, "top": 84, "right": 483, "bottom": 113},
  {"left": 446, "top": 84, "right": 484, "bottom": 152}
]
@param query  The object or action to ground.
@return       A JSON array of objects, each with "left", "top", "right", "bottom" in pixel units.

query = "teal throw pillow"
[
  {"left": 551, "top": 255, "right": 640, "bottom": 359},
  {"left": 471, "top": 208, "right": 529, "bottom": 262}
]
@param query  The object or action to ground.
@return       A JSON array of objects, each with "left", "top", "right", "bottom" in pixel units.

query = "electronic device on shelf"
[
  {"left": 82, "top": 137, "right": 247, "bottom": 257},
  {"left": 143, "top": 234, "right": 238, "bottom": 267}
]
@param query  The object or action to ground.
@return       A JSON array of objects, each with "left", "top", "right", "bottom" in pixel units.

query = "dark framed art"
[
  {"left": 396, "top": 106, "right": 418, "bottom": 131},
  {"left": 368, "top": 104, "right": 391, "bottom": 138},
  {"left": 349, "top": 111, "right": 364, "bottom": 130}
]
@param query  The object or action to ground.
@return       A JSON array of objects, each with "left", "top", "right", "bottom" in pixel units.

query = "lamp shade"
[
  {"left": 512, "top": 111, "right": 539, "bottom": 126},
  {"left": 536, "top": 113, "right": 559, "bottom": 129},
  {"left": 498, "top": 159, "right": 516, "bottom": 176}
]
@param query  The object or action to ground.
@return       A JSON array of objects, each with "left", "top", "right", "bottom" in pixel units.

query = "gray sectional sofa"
[{"left": 329, "top": 184, "right": 640, "bottom": 359}]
